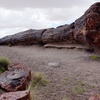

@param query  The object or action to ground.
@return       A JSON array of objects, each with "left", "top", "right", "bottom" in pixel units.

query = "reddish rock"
[
  {"left": 0, "top": 90, "right": 30, "bottom": 100},
  {"left": 89, "top": 94, "right": 100, "bottom": 100},
  {"left": 74, "top": 2, "right": 100, "bottom": 51},
  {"left": 0, "top": 64, "right": 31, "bottom": 92}
]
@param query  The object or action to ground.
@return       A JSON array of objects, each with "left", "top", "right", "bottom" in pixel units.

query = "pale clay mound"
[{"left": 0, "top": 45, "right": 100, "bottom": 100}]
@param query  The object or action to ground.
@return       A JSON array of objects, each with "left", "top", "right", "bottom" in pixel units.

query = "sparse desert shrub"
[
  {"left": 28, "top": 72, "right": 49, "bottom": 99},
  {"left": 63, "top": 77, "right": 69, "bottom": 85},
  {"left": 90, "top": 84, "right": 95, "bottom": 88},
  {"left": 92, "top": 55, "right": 98, "bottom": 60},
  {"left": 80, "top": 82, "right": 85, "bottom": 86},
  {"left": 31, "top": 72, "right": 48, "bottom": 87},
  {"left": 0, "top": 57, "right": 9, "bottom": 74},
  {"left": 63, "top": 97, "right": 70, "bottom": 100},
  {"left": 92, "top": 55, "right": 100, "bottom": 61},
  {"left": 72, "top": 85, "right": 84, "bottom": 94},
  {"left": 8, "top": 43, "right": 12, "bottom": 47}
]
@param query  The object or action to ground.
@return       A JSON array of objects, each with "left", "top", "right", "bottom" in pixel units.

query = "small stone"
[{"left": 48, "top": 62, "right": 60, "bottom": 68}]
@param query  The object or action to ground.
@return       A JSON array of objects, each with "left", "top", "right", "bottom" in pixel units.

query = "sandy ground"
[{"left": 0, "top": 45, "right": 100, "bottom": 100}]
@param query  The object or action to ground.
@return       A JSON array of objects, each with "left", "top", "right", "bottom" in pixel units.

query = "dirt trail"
[{"left": 0, "top": 45, "right": 100, "bottom": 100}]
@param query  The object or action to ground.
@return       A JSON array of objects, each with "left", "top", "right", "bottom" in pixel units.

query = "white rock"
[{"left": 48, "top": 62, "right": 60, "bottom": 68}]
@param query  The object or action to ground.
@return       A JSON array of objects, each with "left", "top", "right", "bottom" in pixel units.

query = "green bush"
[
  {"left": 72, "top": 86, "right": 84, "bottom": 94},
  {"left": 31, "top": 72, "right": 49, "bottom": 87},
  {"left": 28, "top": 72, "right": 49, "bottom": 100},
  {"left": 92, "top": 55, "right": 98, "bottom": 60},
  {"left": 0, "top": 58, "right": 9, "bottom": 74}
]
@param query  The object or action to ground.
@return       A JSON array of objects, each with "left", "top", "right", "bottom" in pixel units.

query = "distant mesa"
[{"left": 0, "top": 2, "right": 100, "bottom": 52}]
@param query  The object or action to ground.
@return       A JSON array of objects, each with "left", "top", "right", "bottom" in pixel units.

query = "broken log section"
[
  {"left": 0, "top": 64, "right": 31, "bottom": 92},
  {"left": 0, "top": 90, "right": 30, "bottom": 100}
]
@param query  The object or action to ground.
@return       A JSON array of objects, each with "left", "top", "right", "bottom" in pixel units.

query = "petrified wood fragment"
[
  {"left": 0, "top": 65, "right": 31, "bottom": 92},
  {"left": 88, "top": 94, "right": 100, "bottom": 100},
  {"left": 0, "top": 90, "right": 30, "bottom": 100}
]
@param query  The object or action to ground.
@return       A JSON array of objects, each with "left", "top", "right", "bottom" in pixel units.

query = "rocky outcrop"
[
  {"left": 0, "top": 2, "right": 100, "bottom": 51},
  {"left": 0, "top": 90, "right": 30, "bottom": 100},
  {"left": 0, "top": 64, "right": 31, "bottom": 92},
  {"left": 74, "top": 2, "right": 100, "bottom": 51}
]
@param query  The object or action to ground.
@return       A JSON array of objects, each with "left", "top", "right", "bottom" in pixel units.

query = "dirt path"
[{"left": 0, "top": 45, "right": 100, "bottom": 100}]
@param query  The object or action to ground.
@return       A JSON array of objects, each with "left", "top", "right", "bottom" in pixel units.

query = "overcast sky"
[{"left": 0, "top": 0, "right": 99, "bottom": 38}]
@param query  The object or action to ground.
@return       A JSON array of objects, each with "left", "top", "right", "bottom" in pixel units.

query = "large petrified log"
[
  {"left": 0, "top": 24, "right": 75, "bottom": 45},
  {"left": 0, "top": 2, "right": 100, "bottom": 51},
  {"left": 0, "top": 90, "right": 30, "bottom": 100},
  {"left": 0, "top": 64, "right": 31, "bottom": 92}
]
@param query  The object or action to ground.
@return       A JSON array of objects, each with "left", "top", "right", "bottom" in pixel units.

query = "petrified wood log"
[
  {"left": 0, "top": 65, "right": 31, "bottom": 92},
  {"left": 0, "top": 2, "right": 100, "bottom": 51},
  {"left": 0, "top": 90, "right": 30, "bottom": 100}
]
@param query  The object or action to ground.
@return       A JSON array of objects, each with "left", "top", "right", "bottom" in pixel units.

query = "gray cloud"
[
  {"left": 0, "top": 0, "right": 91, "bottom": 9},
  {"left": 0, "top": 0, "right": 99, "bottom": 38}
]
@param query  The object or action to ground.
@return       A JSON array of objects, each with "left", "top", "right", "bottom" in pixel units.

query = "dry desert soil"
[{"left": 0, "top": 45, "right": 100, "bottom": 100}]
